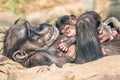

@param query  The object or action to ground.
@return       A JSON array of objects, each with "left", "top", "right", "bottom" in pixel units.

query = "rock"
[
  {"left": 0, "top": 72, "right": 8, "bottom": 80},
  {"left": 95, "top": 0, "right": 120, "bottom": 20},
  {"left": 0, "top": 12, "right": 20, "bottom": 25},
  {"left": 26, "top": 1, "right": 86, "bottom": 26},
  {"left": 0, "top": 54, "right": 25, "bottom": 80},
  {"left": 7, "top": 55, "right": 120, "bottom": 80},
  {"left": 0, "top": 12, "right": 20, "bottom": 53}
]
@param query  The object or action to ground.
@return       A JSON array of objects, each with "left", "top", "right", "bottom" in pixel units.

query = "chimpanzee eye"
[
  {"left": 35, "top": 24, "right": 50, "bottom": 32},
  {"left": 39, "top": 25, "right": 45, "bottom": 31},
  {"left": 33, "top": 23, "right": 53, "bottom": 36},
  {"left": 36, "top": 25, "right": 44, "bottom": 31},
  {"left": 33, "top": 25, "right": 45, "bottom": 34},
  {"left": 36, "top": 26, "right": 42, "bottom": 32}
]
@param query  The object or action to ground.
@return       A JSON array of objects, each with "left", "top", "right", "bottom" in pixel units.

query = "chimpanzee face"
[
  {"left": 29, "top": 23, "right": 59, "bottom": 49},
  {"left": 4, "top": 21, "right": 60, "bottom": 58},
  {"left": 19, "top": 23, "right": 59, "bottom": 51},
  {"left": 32, "top": 24, "right": 55, "bottom": 43}
]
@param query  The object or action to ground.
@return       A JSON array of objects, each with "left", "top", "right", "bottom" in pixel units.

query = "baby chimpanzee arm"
[{"left": 63, "top": 36, "right": 76, "bottom": 47}]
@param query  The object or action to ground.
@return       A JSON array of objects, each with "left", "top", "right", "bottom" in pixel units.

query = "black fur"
[
  {"left": 3, "top": 21, "right": 74, "bottom": 67},
  {"left": 3, "top": 21, "right": 32, "bottom": 58},
  {"left": 75, "top": 11, "right": 104, "bottom": 63}
]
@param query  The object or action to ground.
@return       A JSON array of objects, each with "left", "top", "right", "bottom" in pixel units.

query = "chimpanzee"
[
  {"left": 75, "top": 11, "right": 120, "bottom": 64},
  {"left": 3, "top": 21, "right": 74, "bottom": 67}
]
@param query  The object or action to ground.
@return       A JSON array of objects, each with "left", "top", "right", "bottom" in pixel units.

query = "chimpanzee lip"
[
  {"left": 45, "top": 26, "right": 59, "bottom": 47},
  {"left": 35, "top": 26, "right": 59, "bottom": 50}
]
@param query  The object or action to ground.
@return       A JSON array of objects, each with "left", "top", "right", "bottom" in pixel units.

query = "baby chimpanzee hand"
[
  {"left": 59, "top": 42, "right": 69, "bottom": 52},
  {"left": 59, "top": 37, "right": 76, "bottom": 52}
]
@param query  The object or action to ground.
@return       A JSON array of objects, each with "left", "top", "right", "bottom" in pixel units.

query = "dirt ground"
[{"left": 1, "top": 54, "right": 120, "bottom": 80}]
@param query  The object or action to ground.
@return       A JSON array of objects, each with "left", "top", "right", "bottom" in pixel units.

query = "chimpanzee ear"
[{"left": 12, "top": 50, "right": 29, "bottom": 62}]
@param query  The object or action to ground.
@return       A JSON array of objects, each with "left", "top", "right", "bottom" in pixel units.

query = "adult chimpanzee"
[
  {"left": 75, "top": 11, "right": 120, "bottom": 64},
  {"left": 74, "top": 11, "right": 104, "bottom": 63},
  {"left": 3, "top": 21, "right": 74, "bottom": 67}
]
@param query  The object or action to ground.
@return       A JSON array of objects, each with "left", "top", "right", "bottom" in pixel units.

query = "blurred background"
[
  {"left": 1, "top": 0, "right": 120, "bottom": 50},
  {"left": 1, "top": 0, "right": 120, "bottom": 26}
]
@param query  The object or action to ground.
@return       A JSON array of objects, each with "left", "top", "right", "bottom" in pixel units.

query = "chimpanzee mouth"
[
  {"left": 43, "top": 26, "right": 59, "bottom": 47},
  {"left": 32, "top": 26, "right": 59, "bottom": 49}
]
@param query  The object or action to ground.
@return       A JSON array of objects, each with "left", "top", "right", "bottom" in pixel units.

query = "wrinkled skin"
[{"left": 3, "top": 21, "right": 74, "bottom": 67}]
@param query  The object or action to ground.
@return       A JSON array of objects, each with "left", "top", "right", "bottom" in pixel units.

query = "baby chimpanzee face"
[{"left": 61, "top": 24, "right": 76, "bottom": 37}]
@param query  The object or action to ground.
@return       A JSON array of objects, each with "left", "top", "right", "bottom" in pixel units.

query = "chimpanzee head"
[
  {"left": 3, "top": 21, "right": 59, "bottom": 64},
  {"left": 3, "top": 21, "right": 33, "bottom": 58},
  {"left": 55, "top": 15, "right": 76, "bottom": 34},
  {"left": 21, "top": 23, "right": 60, "bottom": 51}
]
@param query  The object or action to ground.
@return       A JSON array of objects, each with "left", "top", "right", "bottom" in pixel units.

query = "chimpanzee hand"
[
  {"left": 59, "top": 37, "right": 76, "bottom": 52},
  {"left": 59, "top": 41, "right": 69, "bottom": 52}
]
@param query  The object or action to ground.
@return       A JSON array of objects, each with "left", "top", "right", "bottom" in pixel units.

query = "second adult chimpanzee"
[{"left": 3, "top": 21, "right": 74, "bottom": 67}]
